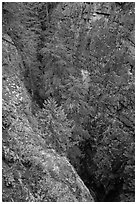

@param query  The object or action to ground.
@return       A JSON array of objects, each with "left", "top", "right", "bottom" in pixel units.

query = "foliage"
[
  {"left": 2, "top": 2, "right": 135, "bottom": 202},
  {"left": 37, "top": 98, "right": 75, "bottom": 154}
]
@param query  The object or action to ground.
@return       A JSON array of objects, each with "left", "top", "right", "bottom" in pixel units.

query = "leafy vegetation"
[{"left": 3, "top": 2, "right": 135, "bottom": 202}]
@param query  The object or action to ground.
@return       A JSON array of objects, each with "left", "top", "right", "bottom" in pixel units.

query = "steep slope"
[{"left": 2, "top": 34, "right": 94, "bottom": 202}]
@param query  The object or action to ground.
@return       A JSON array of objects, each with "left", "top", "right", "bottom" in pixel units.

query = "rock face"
[{"left": 2, "top": 34, "right": 94, "bottom": 202}]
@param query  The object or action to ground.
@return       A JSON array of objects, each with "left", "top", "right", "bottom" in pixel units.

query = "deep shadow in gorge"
[{"left": 67, "top": 140, "right": 124, "bottom": 202}]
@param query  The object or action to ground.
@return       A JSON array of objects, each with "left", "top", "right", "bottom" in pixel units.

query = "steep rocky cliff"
[
  {"left": 2, "top": 2, "right": 134, "bottom": 202},
  {"left": 2, "top": 34, "right": 94, "bottom": 202}
]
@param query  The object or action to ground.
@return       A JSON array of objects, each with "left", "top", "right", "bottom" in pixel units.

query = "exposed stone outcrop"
[{"left": 2, "top": 35, "right": 94, "bottom": 202}]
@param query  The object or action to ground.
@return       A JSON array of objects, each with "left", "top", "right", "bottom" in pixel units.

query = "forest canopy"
[{"left": 2, "top": 2, "right": 135, "bottom": 202}]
